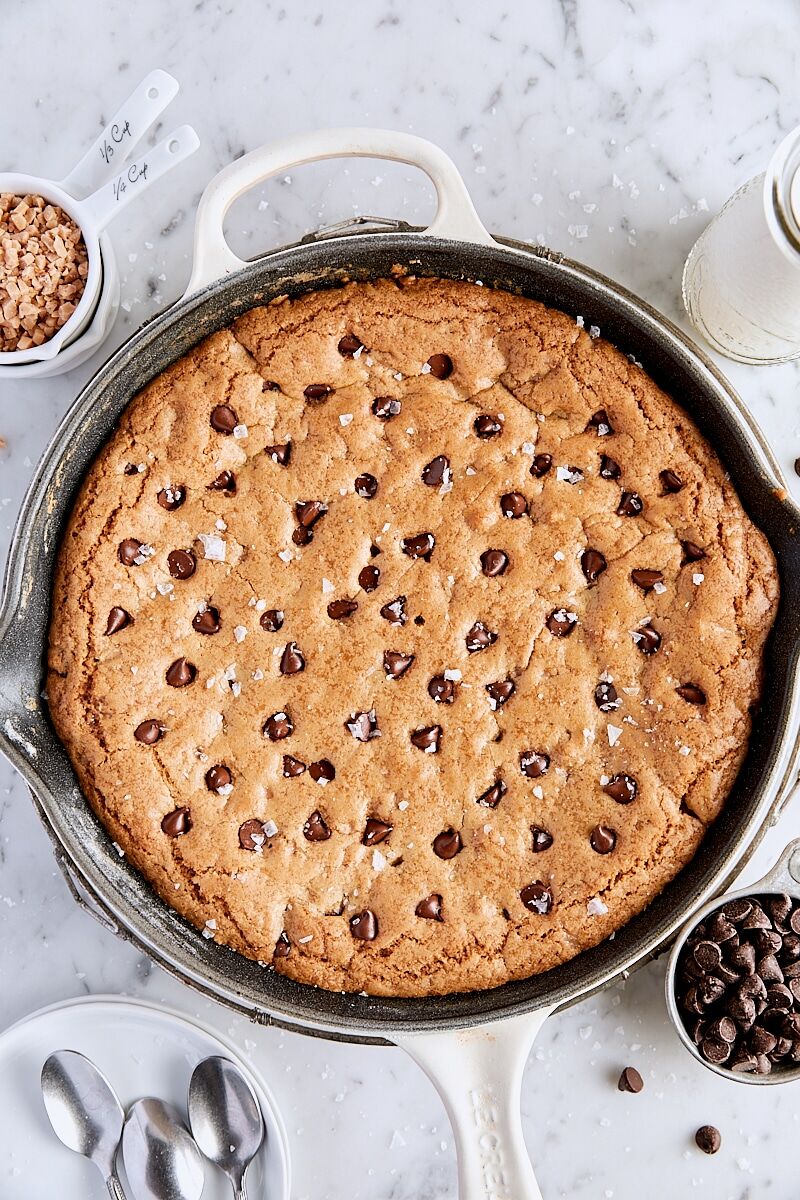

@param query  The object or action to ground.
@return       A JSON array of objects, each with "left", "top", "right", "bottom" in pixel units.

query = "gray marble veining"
[{"left": 2, "top": 1, "right": 800, "bottom": 1197}]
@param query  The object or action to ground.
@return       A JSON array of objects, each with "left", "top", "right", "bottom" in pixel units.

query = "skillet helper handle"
[
  {"left": 396, "top": 1008, "right": 553, "bottom": 1200},
  {"left": 184, "top": 126, "right": 495, "bottom": 297},
  {"left": 60, "top": 69, "right": 180, "bottom": 197}
]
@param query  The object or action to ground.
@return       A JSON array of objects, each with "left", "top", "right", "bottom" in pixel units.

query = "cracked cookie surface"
[{"left": 47, "top": 277, "right": 779, "bottom": 996}]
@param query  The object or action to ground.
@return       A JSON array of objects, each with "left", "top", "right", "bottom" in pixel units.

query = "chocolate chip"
[
  {"left": 546, "top": 608, "right": 578, "bottom": 637},
  {"left": 520, "top": 750, "right": 550, "bottom": 778},
  {"left": 105, "top": 607, "right": 132, "bottom": 635},
  {"left": 531, "top": 826, "right": 554, "bottom": 852},
  {"left": 266, "top": 442, "right": 291, "bottom": 466},
  {"left": 695, "top": 1126, "right": 721, "bottom": 1155},
  {"left": 262, "top": 380, "right": 281, "bottom": 392},
  {"left": 617, "top": 491, "right": 643, "bottom": 517},
  {"left": 599, "top": 455, "right": 621, "bottom": 480},
  {"left": 530, "top": 453, "right": 553, "bottom": 478},
  {"left": 416, "top": 894, "right": 443, "bottom": 920},
  {"left": 594, "top": 681, "right": 620, "bottom": 711},
  {"left": 677, "top": 683, "right": 707, "bottom": 705},
  {"left": 477, "top": 779, "right": 507, "bottom": 808},
  {"left": 157, "top": 485, "right": 185, "bottom": 511},
  {"left": 414, "top": 615, "right": 425, "bottom": 626},
  {"left": 166, "top": 657, "right": 196, "bottom": 688},
  {"left": 328, "top": 598, "right": 358, "bottom": 620},
  {"left": 474, "top": 414, "right": 503, "bottom": 438},
  {"left": 581, "top": 549, "right": 607, "bottom": 584},
  {"left": 428, "top": 675, "right": 456, "bottom": 704},
  {"left": 363, "top": 818, "right": 393, "bottom": 846},
  {"left": 660, "top": 469, "right": 684, "bottom": 494},
  {"left": 280, "top": 642, "right": 305, "bottom": 675},
  {"left": 384, "top": 650, "right": 415, "bottom": 678},
  {"left": 372, "top": 395, "right": 401, "bottom": 419},
  {"left": 260, "top": 608, "right": 284, "bottom": 632},
  {"left": 590, "top": 824, "right": 617, "bottom": 854},
  {"left": 707, "top": 1016, "right": 737, "bottom": 1043},
  {"left": 350, "top": 910, "right": 378, "bottom": 940},
  {"left": 486, "top": 679, "right": 515, "bottom": 708},
  {"left": 362, "top": 566, "right": 383, "bottom": 595},
  {"left": 295, "top": 499, "right": 327, "bottom": 529},
  {"left": 401, "top": 532, "right": 435, "bottom": 561},
  {"left": 729, "top": 1047, "right": 758, "bottom": 1072},
  {"left": 303, "top": 810, "right": 331, "bottom": 841},
  {"left": 422, "top": 455, "right": 450, "bottom": 487},
  {"left": 723, "top": 898, "right": 754, "bottom": 924},
  {"left": 209, "top": 470, "right": 236, "bottom": 495},
  {"left": 124, "top": 463, "right": 140, "bottom": 475},
  {"left": 681, "top": 540, "right": 706, "bottom": 564},
  {"left": 205, "top": 764, "right": 232, "bottom": 793},
  {"left": 346, "top": 709, "right": 380, "bottom": 742},
  {"left": 769, "top": 894, "right": 793, "bottom": 927},
  {"left": 427, "top": 353, "right": 452, "bottom": 379},
  {"left": 134, "top": 719, "right": 163, "bottom": 745},
  {"left": 118, "top": 538, "right": 145, "bottom": 566},
  {"left": 282, "top": 754, "right": 306, "bottom": 777},
  {"left": 604, "top": 773, "right": 638, "bottom": 804},
  {"left": 210, "top": 404, "right": 238, "bottom": 433},
  {"left": 465, "top": 620, "right": 498, "bottom": 652},
  {"left": 304, "top": 383, "right": 334, "bottom": 403},
  {"left": 264, "top": 711, "right": 293, "bottom": 741},
  {"left": 500, "top": 491, "right": 528, "bottom": 519},
  {"left": 693, "top": 941, "right": 722, "bottom": 972},
  {"left": 168, "top": 549, "right": 196, "bottom": 580},
  {"left": 701, "top": 1036, "right": 731, "bottom": 1065},
  {"left": 521, "top": 882, "right": 553, "bottom": 914},
  {"left": 239, "top": 819, "right": 267, "bottom": 850},
  {"left": 380, "top": 595, "right": 406, "bottom": 624},
  {"left": 309, "top": 759, "right": 335, "bottom": 784},
  {"left": 587, "top": 408, "right": 613, "bottom": 434},
  {"left": 617, "top": 1066, "right": 643, "bottom": 1093},
  {"left": 161, "top": 807, "right": 191, "bottom": 837},
  {"left": 758, "top": 954, "right": 784, "bottom": 983},
  {"left": 355, "top": 473, "right": 379, "bottom": 499},
  {"left": 480, "top": 549, "right": 509, "bottom": 576},
  {"left": 633, "top": 625, "right": 661, "bottom": 655},
  {"left": 631, "top": 568, "right": 663, "bottom": 591},
  {"left": 193, "top": 605, "right": 221, "bottom": 634},
  {"left": 433, "top": 829, "right": 462, "bottom": 859},
  {"left": 274, "top": 931, "right": 291, "bottom": 958},
  {"left": 411, "top": 725, "right": 442, "bottom": 753},
  {"left": 292, "top": 523, "right": 312, "bottom": 547},
  {"left": 338, "top": 332, "right": 364, "bottom": 356}
]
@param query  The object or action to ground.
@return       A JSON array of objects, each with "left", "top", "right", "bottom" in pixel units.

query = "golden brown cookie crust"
[{"left": 47, "top": 278, "right": 779, "bottom": 997}]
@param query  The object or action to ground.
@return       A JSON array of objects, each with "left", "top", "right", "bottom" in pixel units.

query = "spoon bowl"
[
  {"left": 41, "top": 1049, "right": 125, "bottom": 1193},
  {"left": 122, "top": 1097, "right": 205, "bottom": 1200},
  {"left": 189, "top": 1057, "right": 265, "bottom": 1198}
]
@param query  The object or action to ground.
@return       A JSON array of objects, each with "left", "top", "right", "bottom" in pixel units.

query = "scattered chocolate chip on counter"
[
  {"left": 617, "top": 1066, "right": 644, "bottom": 1093},
  {"left": 676, "top": 893, "right": 800, "bottom": 1075},
  {"left": 695, "top": 1124, "right": 722, "bottom": 1155}
]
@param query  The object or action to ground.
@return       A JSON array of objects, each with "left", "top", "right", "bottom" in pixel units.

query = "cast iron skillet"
[{"left": 1, "top": 131, "right": 799, "bottom": 1199}]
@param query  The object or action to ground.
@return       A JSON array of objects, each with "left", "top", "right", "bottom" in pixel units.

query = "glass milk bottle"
[{"left": 682, "top": 126, "right": 800, "bottom": 364}]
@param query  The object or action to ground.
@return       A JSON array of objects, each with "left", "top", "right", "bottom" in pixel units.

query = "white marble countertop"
[{"left": 2, "top": 1, "right": 800, "bottom": 1196}]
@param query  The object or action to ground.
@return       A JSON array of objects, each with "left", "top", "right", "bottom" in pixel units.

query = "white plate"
[{"left": 0, "top": 994, "right": 290, "bottom": 1199}]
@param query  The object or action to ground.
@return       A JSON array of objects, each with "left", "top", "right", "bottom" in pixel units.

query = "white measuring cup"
[{"left": 0, "top": 70, "right": 198, "bottom": 369}]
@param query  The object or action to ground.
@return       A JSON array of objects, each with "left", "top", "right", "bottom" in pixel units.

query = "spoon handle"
[{"left": 106, "top": 1172, "right": 128, "bottom": 1200}]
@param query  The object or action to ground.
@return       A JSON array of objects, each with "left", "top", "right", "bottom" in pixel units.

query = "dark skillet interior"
[{"left": 5, "top": 231, "right": 800, "bottom": 1039}]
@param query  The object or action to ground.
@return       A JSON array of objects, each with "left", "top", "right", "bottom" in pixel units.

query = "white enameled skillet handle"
[
  {"left": 60, "top": 69, "right": 180, "bottom": 198},
  {"left": 396, "top": 1008, "right": 554, "bottom": 1200},
  {"left": 79, "top": 125, "right": 200, "bottom": 234},
  {"left": 183, "top": 127, "right": 495, "bottom": 298}
]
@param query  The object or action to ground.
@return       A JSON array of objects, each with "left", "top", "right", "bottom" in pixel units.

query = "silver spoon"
[
  {"left": 188, "top": 1056, "right": 265, "bottom": 1200},
  {"left": 122, "top": 1098, "right": 205, "bottom": 1200},
  {"left": 41, "top": 1049, "right": 127, "bottom": 1199}
]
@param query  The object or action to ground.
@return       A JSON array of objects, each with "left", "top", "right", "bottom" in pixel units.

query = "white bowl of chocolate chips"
[{"left": 666, "top": 838, "right": 800, "bottom": 1083}]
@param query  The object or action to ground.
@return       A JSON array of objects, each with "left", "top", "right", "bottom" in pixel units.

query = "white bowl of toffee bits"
[{"left": 666, "top": 839, "right": 800, "bottom": 1084}]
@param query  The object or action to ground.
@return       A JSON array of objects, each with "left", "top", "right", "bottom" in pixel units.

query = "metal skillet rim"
[{"left": 1, "top": 225, "right": 799, "bottom": 1045}]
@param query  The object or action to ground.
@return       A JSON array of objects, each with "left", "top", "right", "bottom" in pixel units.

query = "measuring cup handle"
[
  {"left": 396, "top": 1008, "right": 553, "bottom": 1200},
  {"left": 183, "top": 127, "right": 495, "bottom": 298},
  {"left": 79, "top": 125, "right": 200, "bottom": 234},
  {"left": 60, "top": 69, "right": 180, "bottom": 198}
]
